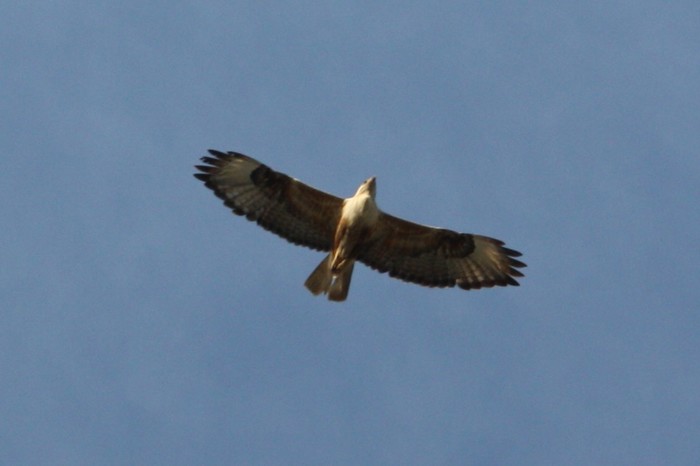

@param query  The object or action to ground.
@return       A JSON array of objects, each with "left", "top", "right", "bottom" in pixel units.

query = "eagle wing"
[
  {"left": 357, "top": 213, "right": 526, "bottom": 289},
  {"left": 194, "top": 150, "right": 343, "bottom": 251}
]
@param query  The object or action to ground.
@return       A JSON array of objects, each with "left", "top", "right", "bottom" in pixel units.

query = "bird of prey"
[{"left": 194, "top": 150, "right": 525, "bottom": 301}]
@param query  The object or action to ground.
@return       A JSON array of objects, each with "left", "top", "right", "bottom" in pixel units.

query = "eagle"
[{"left": 194, "top": 150, "right": 525, "bottom": 301}]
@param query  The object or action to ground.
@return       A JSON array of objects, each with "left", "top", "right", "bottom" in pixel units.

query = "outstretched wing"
[
  {"left": 194, "top": 150, "right": 343, "bottom": 251},
  {"left": 357, "top": 213, "right": 526, "bottom": 289}
]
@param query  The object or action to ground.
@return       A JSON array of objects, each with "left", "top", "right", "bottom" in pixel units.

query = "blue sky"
[{"left": 2, "top": 2, "right": 699, "bottom": 464}]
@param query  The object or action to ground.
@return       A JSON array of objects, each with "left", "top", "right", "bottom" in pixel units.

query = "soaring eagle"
[{"left": 195, "top": 150, "right": 525, "bottom": 301}]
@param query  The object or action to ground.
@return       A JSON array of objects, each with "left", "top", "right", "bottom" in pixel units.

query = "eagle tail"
[
  {"left": 304, "top": 255, "right": 333, "bottom": 296},
  {"left": 304, "top": 255, "right": 353, "bottom": 302},
  {"left": 328, "top": 261, "right": 354, "bottom": 302}
]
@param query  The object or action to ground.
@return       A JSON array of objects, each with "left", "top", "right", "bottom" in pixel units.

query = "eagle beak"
[{"left": 367, "top": 177, "right": 376, "bottom": 197}]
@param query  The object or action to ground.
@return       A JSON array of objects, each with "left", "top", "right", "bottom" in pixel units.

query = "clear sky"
[{"left": 2, "top": 2, "right": 699, "bottom": 465}]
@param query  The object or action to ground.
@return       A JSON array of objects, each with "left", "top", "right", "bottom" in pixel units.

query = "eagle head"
[{"left": 356, "top": 176, "right": 376, "bottom": 198}]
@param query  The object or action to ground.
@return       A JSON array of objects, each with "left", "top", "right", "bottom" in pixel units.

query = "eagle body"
[
  {"left": 332, "top": 177, "right": 378, "bottom": 270},
  {"left": 195, "top": 150, "right": 525, "bottom": 302},
  {"left": 305, "top": 177, "right": 379, "bottom": 300}
]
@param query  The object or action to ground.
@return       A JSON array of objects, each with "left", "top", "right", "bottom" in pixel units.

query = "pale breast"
[{"left": 341, "top": 194, "right": 380, "bottom": 227}]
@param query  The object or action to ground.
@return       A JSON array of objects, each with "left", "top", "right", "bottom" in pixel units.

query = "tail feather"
[
  {"left": 304, "top": 255, "right": 354, "bottom": 301},
  {"left": 328, "top": 262, "right": 354, "bottom": 302},
  {"left": 304, "top": 255, "right": 332, "bottom": 296}
]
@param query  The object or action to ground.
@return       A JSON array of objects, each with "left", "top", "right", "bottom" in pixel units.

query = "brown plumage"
[{"left": 195, "top": 150, "right": 526, "bottom": 301}]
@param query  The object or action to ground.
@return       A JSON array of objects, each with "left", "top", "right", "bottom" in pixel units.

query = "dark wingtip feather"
[
  {"left": 194, "top": 164, "right": 217, "bottom": 173},
  {"left": 509, "top": 257, "right": 527, "bottom": 269},
  {"left": 505, "top": 276, "right": 520, "bottom": 286},
  {"left": 199, "top": 156, "right": 223, "bottom": 166},
  {"left": 195, "top": 151, "right": 232, "bottom": 181},
  {"left": 508, "top": 267, "right": 524, "bottom": 278},
  {"left": 500, "top": 244, "right": 526, "bottom": 286}
]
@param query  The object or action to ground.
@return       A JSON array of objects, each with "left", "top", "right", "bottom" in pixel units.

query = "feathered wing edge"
[
  {"left": 357, "top": 213, "right": 526, "bottom": 290},
  {"left": 194, "top": 150, "right": 344, "bottom": 252}
]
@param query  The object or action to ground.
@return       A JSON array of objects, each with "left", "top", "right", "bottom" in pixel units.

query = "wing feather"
[
  {"left": 194, "top": 150, "right": 343, "bottom": 251},
  {"left": 358, "top": 212, "right": 526, "bottom": 289}
]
